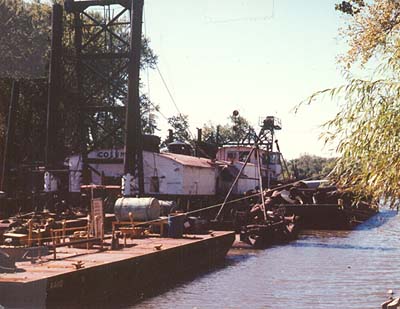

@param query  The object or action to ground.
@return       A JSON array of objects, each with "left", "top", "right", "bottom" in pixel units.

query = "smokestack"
[
  {"left": 168, "top": 129, "right": 174, "bottom": 143},
  {"left": 197, "top": 128, "right": 202, "bottom": 143}
]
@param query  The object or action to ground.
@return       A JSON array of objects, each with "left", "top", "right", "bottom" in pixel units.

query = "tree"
[
  {"left": 288, "top": 154, "right": 336, "bottom": 180},
  {"left": 202, "top": 113, "right": 254, "bottom": 145},
  {"left": 0, "top": 0, "right": 50, "bottom": 80},
  {"left": 167, "top": 114, "right": 191, "bottom": 143},
  {"left": 301, "top": 1, "right": 400, "bottom": 206}
]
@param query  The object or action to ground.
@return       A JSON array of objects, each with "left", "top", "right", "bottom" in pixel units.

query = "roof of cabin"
[{"left": 159, "top": 152, "right": 214, "bottom": 168}]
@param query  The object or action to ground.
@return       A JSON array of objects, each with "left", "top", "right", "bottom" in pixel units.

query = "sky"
[{"left": 142, "top": 0, "right": 349, "bottom": 159}]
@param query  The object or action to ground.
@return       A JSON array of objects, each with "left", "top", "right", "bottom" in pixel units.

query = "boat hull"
[{"left": 280, "top": 204, "right": 378, "bottom": 229}]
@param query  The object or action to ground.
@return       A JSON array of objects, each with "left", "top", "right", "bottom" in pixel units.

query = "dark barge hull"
[
  {"left": 280, "top": 204, "right": 378, "bottom": 229},
  {"left": 240, "top": 221, "right": 299, "bottom": 249},
  {"left": 0, "top": 231, "right": 235, "bottom": 307}
]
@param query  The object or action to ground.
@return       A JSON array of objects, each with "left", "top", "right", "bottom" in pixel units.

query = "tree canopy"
[
  {"left": 202, "top": 113, "right": 254, "bottom": 145},
  {"left": 167, "top": 114, "right": 191, "bottom": 143},
  {"left": 288, "top": 154, "right": 336, "bottom": 180},
  {"left": 303, "top": 0, "right": 400, "bottom": 206},
  {"left": 0, "top": 0, "right": 50, "bottom": 79}
]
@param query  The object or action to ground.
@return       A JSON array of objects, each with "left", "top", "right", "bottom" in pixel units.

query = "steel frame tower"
[{"left": 47, "top": 0, "right": 144, "bottom": 195}]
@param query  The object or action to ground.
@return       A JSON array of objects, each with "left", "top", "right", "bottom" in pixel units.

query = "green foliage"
[
  {"left": 0, "top": 0, "right": 50, "bottom": 79},
  {"left": 202, "top": 114, "right": 254, "bottom": 145},
  {"left": 305, "top": 78, "right": 400, "bottom": 206},
  {"left": 288, "top": 154, "right": 336, "bottom": 180},
  {"left": 167, "top": 114, "right": 191, "bottom": 143}
]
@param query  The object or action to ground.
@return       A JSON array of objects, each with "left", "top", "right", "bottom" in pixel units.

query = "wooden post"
[
  {"left": 86, "top": 221, "right": 90, "bottom": 250},
  {"left": 51, "top": 228, "right": 57, "bottom": 260},
  {"left": 62, "top": 220, "right": 66, "bottom": 244},
  {"left": 27, "top": 219, "right": 33, "bottom": 247}
]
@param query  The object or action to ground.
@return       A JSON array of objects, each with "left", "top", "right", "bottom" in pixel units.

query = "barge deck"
[{"left": 0, "top": 231, "right": 235, "bottom": 307}]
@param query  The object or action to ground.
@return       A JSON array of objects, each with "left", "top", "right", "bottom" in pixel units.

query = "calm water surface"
[{"left": 133, "top": 210, "right": 399, "bottom": 309}]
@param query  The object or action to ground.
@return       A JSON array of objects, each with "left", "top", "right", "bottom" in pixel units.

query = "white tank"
[{"left": 114, "top": 197, "right": 160, "bottom": 222}]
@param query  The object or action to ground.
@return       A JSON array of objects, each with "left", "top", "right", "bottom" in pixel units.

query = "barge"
[
  {"left": 0, "top": 231, "right": 234, "bottom": 307},
  {"left": 268, "top": 180, "right": 378, "bottom": 229},
  {"left": 280, "top": 203, "right": 378, "bottom": 229}
]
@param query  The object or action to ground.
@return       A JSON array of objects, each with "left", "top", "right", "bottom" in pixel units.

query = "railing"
[{"left": 50, "top": 217, "right": 103, "bottom": 260}]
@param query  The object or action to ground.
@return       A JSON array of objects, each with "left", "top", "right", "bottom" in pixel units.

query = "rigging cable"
[
  {"left": 155, "top": 63, "right": 196, "bottom": 141},
  {"left": 142, "top": 8, "right": 185, "bottom": 135}
]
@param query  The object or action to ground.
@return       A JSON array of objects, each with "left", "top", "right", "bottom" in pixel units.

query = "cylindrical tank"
[{"left": 114, "top": 197, "right": 160, "bottom": 222}]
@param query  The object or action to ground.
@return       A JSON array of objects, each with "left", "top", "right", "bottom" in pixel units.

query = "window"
[
  {"left": 239, "top": 151, "right": 250, "bottom": 162},
  {"left": 227, "top": 151, "right": 237, "bottom": 160}
]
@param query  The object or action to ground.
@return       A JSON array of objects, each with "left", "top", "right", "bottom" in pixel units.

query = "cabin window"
[
  {"left": 262, "top": 153, "right": 268, "bottom": 165},
  {"left": 268, "top": 153, "right": 281, "bottom": 164},
  {"left": 227, "top": 151, "right": 237, "bottom": 161},
  {"left": 239, "top": 151, "right": 250, "bottom": 162}
]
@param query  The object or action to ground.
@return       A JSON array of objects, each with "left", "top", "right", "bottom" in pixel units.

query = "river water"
[{"left": 126, "top": 209, "right": 399, "bottom": 309}]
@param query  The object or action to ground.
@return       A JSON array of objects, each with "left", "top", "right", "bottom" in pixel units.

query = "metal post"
[
  {"left": 73, "top": 10, "right": 90, "bottom": 184},
  {"left": 1, "top": 80, "right": 20, "bottom": 193},
  {"left": 124, "top": 0, "right": 144, "bottom": 196},
  {"left": 197, "top": 128, "right": 202, "bottom": 142},
  {"left": 45, "top": 4, "right": 63, "bottom": 168},
  {"left": 168, "top": 129, "right": 173, "bottom": 143},
  {"left": 275, "top": 140, "right": 290, "bottom": 181},
  {"left": 255, "top": 146, "right": 267, "bottom": 221}
]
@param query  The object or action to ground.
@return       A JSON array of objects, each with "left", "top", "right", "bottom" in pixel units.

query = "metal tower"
[{"left": 46, "top": 0, "right": 144, "bottom": 195}]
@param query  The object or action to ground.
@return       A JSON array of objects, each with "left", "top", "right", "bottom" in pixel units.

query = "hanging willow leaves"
[
  {"left": 313, "top": 79, "right": 400, "bottom": 207},
  {"left": 298, "top": 1, "right": 400, "bottom": 207}
]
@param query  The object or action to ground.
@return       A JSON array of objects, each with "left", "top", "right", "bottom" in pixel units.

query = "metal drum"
[
  {"left": 114, "top": 197, "right": 160, "bottom": 222},
  {"left": 158, "top": 200, "right": 177, "bottom": 216}
]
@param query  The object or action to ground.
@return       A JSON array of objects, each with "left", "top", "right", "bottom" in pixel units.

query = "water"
[{"left": 130, "top": 210, "right": 400, "bottom": 309}]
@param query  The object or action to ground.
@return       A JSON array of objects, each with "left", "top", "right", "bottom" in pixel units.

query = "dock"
[{"left": 0, "top": 231, "right": 235, "bottom": 307}]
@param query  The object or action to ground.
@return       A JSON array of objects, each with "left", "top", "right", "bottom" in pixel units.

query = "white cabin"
[
  {"left": 66, "top": 149, "right": 262, "bottom": 196},
  {"left": 216, "top": 146, "right": 282, "bottom": 181}
]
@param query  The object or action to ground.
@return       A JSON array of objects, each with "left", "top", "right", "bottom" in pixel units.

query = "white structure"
[
  {"left": 66, "top": 149, "right": 262, "bottom": 197},
  {"left": 216, "top": 146, "right": 282, "bottom": 182}
]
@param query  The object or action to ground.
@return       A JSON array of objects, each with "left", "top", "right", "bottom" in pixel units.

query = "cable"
[
  {"left": 19, "top": 172, "right": 329, "bottom": 243},
  {"left": 141, "top": 11, "right": 188, "bottom": 139},
  {"left": 155, "top": 64, "right": 182, "bottom": 117},
  {"left": 133, "top": 172, "right": 330, "bottom": 227}
]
